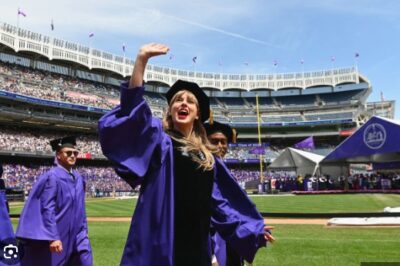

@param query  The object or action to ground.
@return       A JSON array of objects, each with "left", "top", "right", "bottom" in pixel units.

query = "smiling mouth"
[{"left": 177, "top": 109, "right": 189, "bottom": 119}]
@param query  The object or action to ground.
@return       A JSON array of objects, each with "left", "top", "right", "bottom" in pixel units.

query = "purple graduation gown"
[
  {"left": 1, "top": 191, "right": 20, "bottom": 266},
  {"left": 16, "top": 166, "right": 92, "bottom": 266},
  {"left": 98, "top": 82, "right": 267, "bottom": 266},
  {"left": 212, "top": 232, "right": 227, "bottom": 266},
  {"left": 0, "top": 191, "right": 13, "bottom": 242}
]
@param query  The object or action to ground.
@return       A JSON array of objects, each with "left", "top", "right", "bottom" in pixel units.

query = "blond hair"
[{"left": 162, "top": 90, "right": 217, "bottom": 171}]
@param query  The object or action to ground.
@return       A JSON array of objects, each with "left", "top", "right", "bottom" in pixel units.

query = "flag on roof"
[{"left": 18, "top": 8, "right": 27, "bottom": 17}]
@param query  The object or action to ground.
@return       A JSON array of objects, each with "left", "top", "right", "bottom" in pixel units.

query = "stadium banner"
[
  {"left": 66, "top": 91, "right": 99, "bottom": 101},
  {"left": 0, "top": 90, "right": 108, "bottom": 114},
  {"left": 340, "top": 128, "right": 356, "bottom": 136},
  {"left": 248, "top": 146, "right": 267, "bottom": 155},
  {"left": 77, "top": 153, "right": 92, "bottom": 159},
  {"left": 294, "top": 136, "right": 315, "bottom": 150},
  {"left": 224, "top": 158, "right": 260, "bottom": 164},
  {"left": 229, "top": 143, "right": 269, "bottom": 148},
  {"left": 230, "top": 119, "right": 353, "bottom": 128}
]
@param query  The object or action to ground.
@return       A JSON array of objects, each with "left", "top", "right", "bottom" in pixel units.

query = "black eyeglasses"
[{"left": 64, "top": 151, "right": 79, "bottom": 157}]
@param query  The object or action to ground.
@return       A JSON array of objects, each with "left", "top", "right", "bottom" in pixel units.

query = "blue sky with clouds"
[{"left": 2, "top": 0, "right": 400, "bottom": 117}]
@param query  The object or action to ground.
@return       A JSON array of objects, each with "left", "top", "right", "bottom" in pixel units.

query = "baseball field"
[{"left": 10, "top": 194, "right": 400, "bottom": 266}]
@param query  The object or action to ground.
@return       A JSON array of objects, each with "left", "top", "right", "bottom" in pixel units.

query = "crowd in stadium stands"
[
  {"left": 2, "top": 163, "right": 399, "bottom": 195},
  {"left": 226, "top": 147, "right": 280, "bottom": 161},
  {"left": 2, "top": 164, "right": 132, "bottom": 194},
  {"left": 0, "top": 62, "right": 119, "bottom": 109},
  {"left": 230, "top": 169, "right": 260, "bottom": 183},
  {"left": 0, "top": 128, "right": 102, "bottom": 155},
  {"left": 0, "top": 61, "right": 362, "bottom": 125},
  {"left": 0, "top": 127, "right": 283, "bottom": 161},
  {"left": 2, "top": 164, "right": 261, "bottom": 194},
  {"left": 263, "top": 172, "right": 400, "bottom": 191}
]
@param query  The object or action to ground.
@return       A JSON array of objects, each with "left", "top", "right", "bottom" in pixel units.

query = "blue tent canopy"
[{"left": 323, "top": 116, "right": 400, "bottom": 163}]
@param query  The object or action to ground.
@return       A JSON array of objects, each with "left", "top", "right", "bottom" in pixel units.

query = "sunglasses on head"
[{"left": 64, "top": 151, "right": 79, "bottom": 157}]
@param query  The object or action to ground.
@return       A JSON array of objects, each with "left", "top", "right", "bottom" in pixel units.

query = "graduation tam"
[
  {"left": 166, "top": 79, "right": 210, "bottom": 122},
  {"left": 204, "top": 121, "right": 237, "bottom": 143},
  {"left": 50, "top": 136, "right": 77, "bottom": 152}
]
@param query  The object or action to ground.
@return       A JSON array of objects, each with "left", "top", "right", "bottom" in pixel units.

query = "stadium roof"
[{"left": 0, "top": 22, "right": 370, "bottom": 92}]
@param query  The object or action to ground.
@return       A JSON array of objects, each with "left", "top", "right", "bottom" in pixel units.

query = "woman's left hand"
[{"left": 264, "top": 225, "right": 275, "bottom": 243}]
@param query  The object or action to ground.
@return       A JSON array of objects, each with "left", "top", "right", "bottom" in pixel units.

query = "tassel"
[
  {"left": 209, "top": 109, "right": 214, "bottom": 125},
  {"left": 232, "top": 128, "right": 237, "bottom": 143}
]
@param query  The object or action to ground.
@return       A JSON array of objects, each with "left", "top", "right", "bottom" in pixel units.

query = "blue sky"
[{"left": 2, "top": 0, "right": 400, "bottom": 118}]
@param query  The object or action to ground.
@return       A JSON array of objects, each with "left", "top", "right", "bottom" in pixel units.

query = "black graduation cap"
[
  {"left": 166, "top": 79, "right": 210, "bottom": 122},
  {"left": 204, "top": 121, "right": 237, "bottom": 143},
  {"left": 49, "top": 136, "right": 77, "bottom": 152}
]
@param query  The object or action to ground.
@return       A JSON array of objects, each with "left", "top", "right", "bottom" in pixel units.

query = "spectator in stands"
[
  {"left": 0, "top": 164, "right": 5, "bottom": 190},
  {"left": 0, "top": 164, "right": 10, "bottom": 213},
  {"left": 16, "top": 136, "right": 92, "bottom": 266},
  {"left": 99, "top": 43, "right": 272, "bottom": 266}
]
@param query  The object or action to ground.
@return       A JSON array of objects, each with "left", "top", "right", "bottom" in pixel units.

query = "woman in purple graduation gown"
[{"left": 98, "top": 43, "right": 274, "bottom": 266}]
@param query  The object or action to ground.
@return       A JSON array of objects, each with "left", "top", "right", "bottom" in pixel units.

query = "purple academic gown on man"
[
  {"left": 98, "top": 82, "right": 268, "bottom": 266},
  {"left": 16, "top": 166, "right": 92, "bottom": 266}
]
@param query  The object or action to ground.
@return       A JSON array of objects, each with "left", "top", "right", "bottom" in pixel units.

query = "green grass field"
[
  {"left": 10, "top": 193, "right": 400, "bottom": 216},
  {"left": 13, "top": 221, "right": 399, "bottom": 266},
  {"left": 10, "top": 194, "right": 400, "bottom": 265}
]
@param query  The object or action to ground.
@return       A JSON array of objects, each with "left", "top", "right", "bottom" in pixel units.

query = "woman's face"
[{"left": 169, "top": 90, "right": 199, "bottom": 135}]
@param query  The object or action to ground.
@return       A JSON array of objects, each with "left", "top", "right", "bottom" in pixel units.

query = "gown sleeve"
[
  {"left": 211, "top": 158, "right": 267, "bottom": 263},
  {"left": 39, "top": 174, "right": 61, "bottom": 240},
  {"left": 0, "top": 191, "right": 15, "bottom": 240},
  {"left": 72, "top": 217, "right": 93, "bottom": 266},
  {"left": 98, "top": 82, "right": 164, "bottom": 186},
  {"left": 16, "top": 172, "right": 61, "bottom": 241}
]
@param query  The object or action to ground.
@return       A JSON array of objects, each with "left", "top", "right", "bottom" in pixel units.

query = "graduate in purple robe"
[
  {"left": 98, "top": 43, "right": 274, "bottom": 266},
  {"left": 16, "top": 137, "right": 92, "bottom": 266},
  {"left": 204, "top": 121, "right": 243, "bottom": 266},
  {"left": 1, "top": 164, "right": 20, "bottom": 266},
  {"left": 204, "top": 121, "right": 275, "bottom": 266},
  {"left": 0, "top": 165, "right": 9, "bottom": 214}
]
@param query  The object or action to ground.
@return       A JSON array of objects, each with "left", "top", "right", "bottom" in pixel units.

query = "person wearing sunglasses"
[
  {"left": 204, "top": 122, "right": 275, "bottom": 266},
  {"left": 16, "top": 136, "right": 92, "bottom": 266}
]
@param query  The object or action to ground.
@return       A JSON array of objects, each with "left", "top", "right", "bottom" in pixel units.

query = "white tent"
[
  {"left": 267, "top": 148, "right": 348, "bottom": 177},
  {"left": 267, "top": 148, "right": 324, "bottom": 176}
]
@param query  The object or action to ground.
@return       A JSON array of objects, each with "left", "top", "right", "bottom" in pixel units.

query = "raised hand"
[
  {"left": 129, "top": 43, "right": 170, "bottom": 88},
  {"left": 137, "top": 43, "right": 170, "bottom": 61}
]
